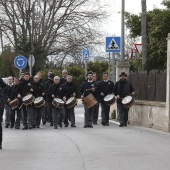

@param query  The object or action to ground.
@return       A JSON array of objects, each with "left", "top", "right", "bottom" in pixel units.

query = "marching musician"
[
  {"left": 81, "top": 71, "right": 98, "bottom": 128},
  {"left": 62, "top": 75, "right": 77, "bottom": 128},
  {"left": 114, "top": 72, "right": 135, "bottom": 127},
  {"left": 17, "top": 72, "right": 34, "bottom": 130},
  {"left": 4, "top": 76, "right": 14, "bottom": 128},
  {"left": 48, "top": 76, "right": 64, "bottom": 129},
  {"left": 31, "top": 75, "right": 46, "bottom": 128},
  {"left": 45, "top": 73, "right": 55, "bottom": 126},
  {"left": 60, "top": 69, "right": 68, "bottom": 85},
  {"left": 92, "top": 72, "right": 101, "bottom": 125},
  {"left": 0, "top": 77, "right": 6, "bottom": 149},
  {"left": 98, "top": 72, "right": 114, "bottom": 126},
  {"left": 7, "top": 77, "right": 21, "bottom": 129}
]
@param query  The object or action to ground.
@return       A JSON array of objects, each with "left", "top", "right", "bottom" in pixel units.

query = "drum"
[
  {"left": 65, "top": 97, "right": 77, "bottom": 109},
  {"left": 82, "top": 93, "right": 98, "bottom": 109},
  {"left": 122, "top": 96, "right": 135, "bottom": 108},
  {"left": 22, "top": 94, "right": 35, "bottom": 106},
  {"left": 9, "top": 99, "right": 18, "bottom": 110},
  {"left": 104, "top": 94, "right": 115, "bottom": 105},
  {"left": 34, "top": 97, "right": 45, "bottom": 108},
  {"left": 52, "top": 98, "right": 65, "bottom": 108}
]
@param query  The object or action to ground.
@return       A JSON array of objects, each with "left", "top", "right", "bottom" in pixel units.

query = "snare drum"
[
  {"left": 22, "top": 94, "right": 35, "bottom": 106},
  {"left": 82, "top": 93, "right": 98, "bottom": 109},
  {"left": 104, "top": 94, "right": 115, "bottom": 105},
  {"left": 122, "top": 96, "right": 135, "bottom": 108},
  {"left": 9, "top": 99, "right": 19, "bottom": 110},
  {"left": 65, "top": 97, "right": 77, "bottom": 109},
  {"left": 52, "top": 98, "right": 65, "bottom": 108},
  {"left": 34, "top": 97, "right": 45, "bottom": 108}
]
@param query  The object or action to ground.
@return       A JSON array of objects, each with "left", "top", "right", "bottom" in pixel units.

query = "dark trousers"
[
  {"left": 10, "top": 108, "right": 21, "bottom": 128},
  {"left": 93, "top": 103, "right": 99, "bottom": 123},
  {"left": 46, "top": 102, "right": 53, "bottom": 122},
  {"left": 117, "top": 102, "right": 129, "bottom": 125},
  {"left": 33, "top": 107, "right": 45, "bottom": 126},
  {"left": 84, "top": 106, "right": 94, "bottom": 126},
  {"left": 101, "top": 102, "right": 110, "bottom": 124},
  {"left": 64, "top": 106, "right": 75, "bottom": 126},
  {"left": 5, "top": 104, "right": 10, "bottom": 125},
  {"left": 21, "top": 105, "right": 33, "bottom": 127},
  {"left": 0, "top": 107, "right": 3, "bottom": 144},
  {"left": 52, "top": 107, "right": 64, "bottom": 127}
]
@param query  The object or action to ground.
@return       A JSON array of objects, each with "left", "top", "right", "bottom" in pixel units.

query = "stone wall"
[{"left": 128, "top": 100, "right": 168, "bottom": 131}]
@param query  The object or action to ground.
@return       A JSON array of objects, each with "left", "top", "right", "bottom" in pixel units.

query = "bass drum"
[
  {"left": 34, "top": 97, "right": 45, "bottom": 108},
  {"left": 22, "top": 94, "right": 35, "bottom": 106},
  {"left": 9, "top": 99, "right": 19, "bottom": 110},
  {"left": 65, "top": 97, "right": 77, "bottom": 109},
  {"left": 82, "top": 93, "right": 97, "bottom": 109},
  {"left": 52, "top": 98, "right": 65, "bottom": 108},
  {"left": 104, "top": 94, "right": 115, "bottom": 105}
]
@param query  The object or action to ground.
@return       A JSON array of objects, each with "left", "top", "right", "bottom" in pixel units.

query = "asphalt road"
[{"left": 1, "top": 104, "right": 170, "bottom": 170}]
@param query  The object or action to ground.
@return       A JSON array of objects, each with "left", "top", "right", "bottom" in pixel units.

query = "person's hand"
[
  {"left": 116, "top": 95, "right": 120, "bottom": 99},
  {"left": 100, "top": 92, "right": 104, "bottom": 96},
  {"left": 132, "top": 92, "right": 135, "bottom": 95},
  {"left": 30, "top": 88, "right": 33, "bottom": 92},
  {"left": 81, "top": 95, "right": 84, "bottom": 99},
  {"left": 42, "top": 93, "right": 45, "bottom": 96},
  {"left": 72, "top": 92, "right": 76, "bottom": 97},
  {"left": 52, "top": 94, "right": 55, "bottom": 98},
  {"left": 7, "top": 98, "right": 11, "bottom": 102},
  {"left": 91, "top": 87, "right": 95, "bottom": 92},
  {"left": 63, "top": 96, "right": 66, "bottom": 102},
  {"left": 18, "top": 94, "right": 21, "bottom": 98}
]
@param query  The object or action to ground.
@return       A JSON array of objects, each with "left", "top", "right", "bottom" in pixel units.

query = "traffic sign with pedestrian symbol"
[
  {"left": 14, "top": 55, "right": 27, "bottom": 69},
  {"left": 82, "top": 49, "right": 90, "bottom": 61},
  {"left": 106, "top": 36, "right": 121, "bottom": 53}
]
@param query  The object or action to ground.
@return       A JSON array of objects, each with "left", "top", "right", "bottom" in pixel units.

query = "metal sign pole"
[
  {"left": 112, "top": 53, "right": 116, "bottom": 83},
  {"left": 108, "top": 52, "right": 111, "bottom": 80},
  {"left": 85, "top": 61, "right": 87, "bottom": 80}
]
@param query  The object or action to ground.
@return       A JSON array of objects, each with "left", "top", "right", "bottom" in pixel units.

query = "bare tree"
[{"left": 0, "top": 0, "right": 107, "bottom": 71}]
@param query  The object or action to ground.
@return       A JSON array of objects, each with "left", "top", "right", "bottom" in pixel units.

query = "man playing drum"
[
  {"left": 114, "top": 72, "right": 135, "bottom": 127},
  {"left": 98, "top": 72, "right": 114, "bottom": 126},
  {"left": 81, "top": 71, "right": 98, "bottom": 128},
  {"left": 31, "top": 75, "right": 46, "bottom": 128},
  {"left": 62, "top": 75, "right": 77, "bottom": 128},
  {"left": 17, "top": 72, "right": 34, "bottom": 130},
  {"left": 7, "top": 77, "right": 21, "bottom": 129},
  {"left": 48, "top": 76, "right": 64, "bottom": 129}
]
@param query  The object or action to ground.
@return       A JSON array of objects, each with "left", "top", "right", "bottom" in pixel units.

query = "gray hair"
[{"left": 62, "top": 69, "right": 68, "bottom": 74}]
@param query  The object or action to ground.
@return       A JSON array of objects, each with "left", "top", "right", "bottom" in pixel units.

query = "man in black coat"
[
  {"left": 17, "top": 72, "right": 34, "bottom": 130},
  {"left": 114, "top": 72, "right": 135, "bottom": 127},
  {"left": 31, "top": 75, "right": 46, "bottom": 128},
  {"left": 60, "top": 69, "right": 68, "bottom": 85},
  {"left": 45, "top": 73, "right": 55, "bottom": 125},
  {"left": 0, "top": 77, "right": 6, "bottom": 149},
  {"left": 81, "top": 71, "right": 98, "bottom": 128},
  {"left": 62, "top": 75, "right": 77, "bottom": 127},
  {"left": 98, "top": 72, "right": 114, "bottom": 126},
  {"left": 7, "top": 77, "right": 21, "bottom": 129},
  {"left": 48, "top": 76, "right": 64, "bottom": 129}
]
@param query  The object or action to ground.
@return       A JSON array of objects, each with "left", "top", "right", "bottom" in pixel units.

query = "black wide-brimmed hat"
[{"left": 119, "top": 72, "right": 127, "bottom": 77}]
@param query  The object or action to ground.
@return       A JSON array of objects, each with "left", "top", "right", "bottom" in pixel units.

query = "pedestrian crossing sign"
[
  {"left": 106, "top": 36, "right": 121, "bottom": 52},
  {"left": 82, "top": 49, "right": 90, "bottom": 61}
]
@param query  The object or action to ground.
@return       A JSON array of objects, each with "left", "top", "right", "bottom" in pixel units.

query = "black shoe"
[
  {"left": 84, "top": 125, "right": 88, "bottom": 128},
  {"left": 88, "top": 125, "right": 93, "bottom": 128},
  {"left": 71, "top": 125, "right": 76, "bottom": 127},
  {"left": 0, "top": 143, "right": 2, "bottom": 149},
  {"left": 93, "top": 122, "right": 97, "bottom": 125},
  {"left": 64, "top": 124, "right": 68, "bottom": 127},
  {"left": 54, "top": 126, "right": 58, "bottom": 129},
  {"left": 36, "top": 126, "right": 40, "bottom": 128},
  {"left": 59, "top": 124, "right": 63, "bottom": 128},
  {"left": 50, "top": 123, "right": 53, "bottom": 126},
  {"left": 5, "top": 124, "right": 9, "bottom": 128},
  {"left": 15, "top": 127, "right": 20, "bottom": 129},
  {"left": 31, "top": 125, "right": 35, "bottom": 128},
  {"left": 22, "top": 126, "right": 28, "bottom": 130},
  {"left": 10, "top": 125, "right": 14, "bottom": 129},
  {"left": 119, "top": 124, "right": 124, "bottom": 127},
  {"left": 43, "top": 120, "right": 46, "bottom": 125},
  {"left": 105, "top": 123, "right": 109, "bottom": 126},
  {"left": 124, "top": 124, "right": 127, "bottom": 126},
  {"left": 102, "top": 123, "right": 106, "bottom": 126},
  {"left": 28, "top": 126, "right": 32, "bottom": 129}
]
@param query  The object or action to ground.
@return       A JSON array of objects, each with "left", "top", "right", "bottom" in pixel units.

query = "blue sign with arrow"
[
  {"left": 82, "top": 49, "right": 90, "bottom": 61},
  {"left": 106, "top": 36, "right": 121, "bottom": 53},
  {"left": 14, "top": 55, "right": 27, "bottom": 69}
]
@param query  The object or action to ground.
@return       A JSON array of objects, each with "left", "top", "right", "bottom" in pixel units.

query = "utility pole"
[
  {"left": 0, "top": 26, "right": 3, "bottom": 53},
  {"left": 120, "top": 0, "right": 125, "bottom": 61},
  {"left": 141, "top": 0, "right": 147, "bottom": 70}
]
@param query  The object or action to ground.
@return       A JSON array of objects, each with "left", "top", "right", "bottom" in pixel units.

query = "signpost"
[
  {"left": 82, "top": 49, "right": 90, "bottom": 78},
  {"left": 28, "top": 55, "right": 35, "bottom": 76}
]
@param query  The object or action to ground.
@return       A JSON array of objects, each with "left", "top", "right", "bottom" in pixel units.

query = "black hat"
[
  {"left": 49, "top": 73, "right": 55, "bottom": 80},
  {"left": 119, "top": 72, "right": 127, "bottom": 77}
]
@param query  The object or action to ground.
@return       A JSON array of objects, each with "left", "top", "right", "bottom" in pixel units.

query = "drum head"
[
  {"left": 54, "top": 98, "right": 64, "bottom": 104},
  {"left": 66, "top": 97, "right": 74, "bottom": 104},
  {"left": 34, "top": 97, "right": 43, "bottom": 104},
  {"left": 104, "top": 94, "right": 114, "bottom": 102},
  {"left": 22, "top": 94, "right": 33, "bottom": 101},
  {"left": 122, "top": 96, "right": 132, "bottom": 104}
]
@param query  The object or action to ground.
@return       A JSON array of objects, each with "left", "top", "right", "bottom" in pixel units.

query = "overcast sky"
[{"left": 103, "top": 0, "right": 164, "bottom": 36}]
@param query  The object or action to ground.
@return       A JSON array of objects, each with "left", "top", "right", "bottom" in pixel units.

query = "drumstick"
[{"left": 19, "top": 103, "right": 24, "bottom": 110}]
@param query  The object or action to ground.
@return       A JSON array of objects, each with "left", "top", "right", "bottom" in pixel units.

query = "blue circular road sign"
[{"left": 14, "top": 55, "right": 27, "bottom": 69}]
